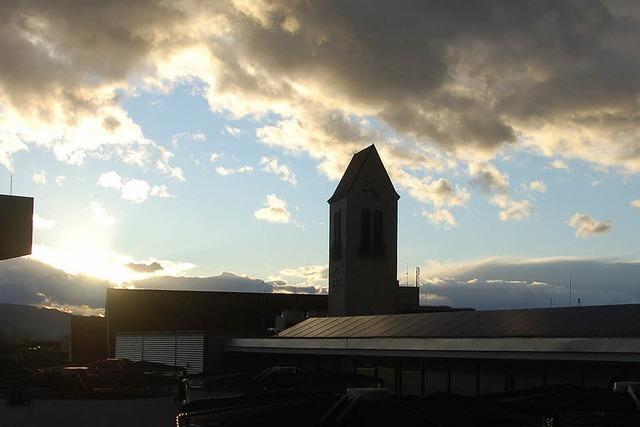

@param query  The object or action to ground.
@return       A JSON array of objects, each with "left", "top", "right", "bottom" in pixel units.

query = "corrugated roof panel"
[
  {"left": 376, "top": 313, "right": 423, "bottom": 337},
  {"left": 355, "top": 315, "right": 395, "bottom": 337},
  {"left": 347, "top": 315, "right": 391, "bottom": 336},
  {"left": 280, "top": 317, "right": 330, "bottom": 338},
  {"left": 276, "top": 304, "right": 640, "bottom": 339},
  {"left": 304, "top": 316, "right": 355, "bottom": 338},
  {"left": 383, "top": 313, "right": 426, "bottom": 337},
  {"left": 327, "top": 316, "right": 375, "bottom": 337},
  {"left": 278, "top": 317, "right": 323, "bottom": 337}
]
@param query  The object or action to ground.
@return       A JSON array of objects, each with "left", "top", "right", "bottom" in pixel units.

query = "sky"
[{"left": 0, "top": 0, "right": 639, "bottom": 314}]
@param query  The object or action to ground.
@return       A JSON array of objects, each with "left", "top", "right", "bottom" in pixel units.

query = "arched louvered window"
[
  {"left": 359, "top": 209, "right": 371, "bottom": 256},
  {"left": 373, "top": 209, "right": 385, "bottom": 256}
]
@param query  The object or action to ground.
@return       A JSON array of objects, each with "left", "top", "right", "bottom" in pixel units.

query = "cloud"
[
  {"left": 0, "top": 0, "right": 186, "bottom": 176},
  {"left": 33, "top": 213, "right": 55, "bottom": 230},
  {"left": 133, "top": 271, "right": 324, "bottom": 294},
  {"left": 5, "top": 255, "right": 640, "bottom": 315},
  {"left": 569, "top": 212, "right": 613, "bottom": 238},
  {"left": 0, "top": 258, "right": 109, "bottom": 314},
  {"left": 224, "top": 126, "right": 242, "bottom": 138},
  {"left": 254, "top": 193, "right": 291, "bottom": 224},
  {"left": 170, "top": 131, "right": 206, "bottom": 146},
  {"left": 126, "top": 261, "right": 163, "bottom": 273},
  {"left": 422, "top": 208, "right": 457, "bottom": 228},
  {"left": 89, "top": 201, "right": 115, "bottom": 226},
  {"left": 214, "top": 165, "right": 253, "bottom": 176},
  {"left": 97, "top": 171, "right": 172, "bottom": 203},
  {"left": 631, "top": 199, "right": 640, "bottom": 209},
  {"left": 97, "top": 171, "right": 122, "bottom": 189},
  {"left": 150, "top": 185, "right": 172, "bottom": 198},
  {"left": 0, "top": 258, "right": 314, "bottom": 314},
  {"left": 2, "top": 0, "right": 640, "bottom": 212},
  {"left": 155, "top": 146, "right": 185, "bottom": 181},
  {"left": 30, "top": 242, "right": 195, "bottom": 285},
  {"left": 526, "top": 180, "right": 547, "bottom": 194},
  {"left": 278, "top": 265, "right": 327, "bottom": 281},
  {"left": 421, "top": 257, "right": 640, "bottom": 310},
  {"left": 121, "top": 179, "right": 152, "bottom": 203},
  {"left": 492, "top": 195, "right": 533, "bottom": 222},
  {"left": 132, "top": 271, "right": 273, "bottom": 293},
  {"left": 267, "top": 264, "right": 328, "bottom": 294},
  {"left": 549, "top": 159, "right": 570, "bottom": 170},
  {"left": 259, "top": 156, "right": 298, "bottom": 186},
  {"left": 55, "top": 175, "right": 66, "bottom": 186},
  {"left": 210, "top": 152, "right": 222, "bottom": 162},
  {"left": 469, "top": 162, "right": 532, "bottom": 221},
  {"left": 32, "top": 170, "right": 47, "bottom": 184},
  {"left": 469, "top": 162, "right": 510, "bottom": 194}
]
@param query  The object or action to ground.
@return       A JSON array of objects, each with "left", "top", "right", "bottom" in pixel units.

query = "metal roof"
[
  {"left": 278, "top": 304, "right": 640, "bottom": 339},
  {"left": 327, "top": 145, "right": 400, "bottom": 203}
]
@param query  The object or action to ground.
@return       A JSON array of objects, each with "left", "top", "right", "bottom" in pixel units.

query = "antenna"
[
  {"left": 569, "top": 275, "right": 572, "bottom": 307},
  {"left": 405, "top": 263, "right": 409, "bottom": 286},
  {"left": 9, "top": 173, "right": 13, "bottom": 195},
  {"left": 415, "top": 267, "right": 420, "bottom": 288}
]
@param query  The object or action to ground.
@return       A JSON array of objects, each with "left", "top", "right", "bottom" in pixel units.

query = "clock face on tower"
[{"left": 361, "top": 180, "right": 382, "bottom": 200}]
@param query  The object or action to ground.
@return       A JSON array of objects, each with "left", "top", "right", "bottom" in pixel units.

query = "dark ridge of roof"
[
  {"left": 277, "top": 303, "right": 640, "bottom": 339},
  {"left": 328, "top": 145, "right": 399, "bottom": 203},
  {"left": 328, "top": 145, "right": 374, "bottom": 203},
  {"left": 106, "top": 287, "right": 327, "bottom": 299}
]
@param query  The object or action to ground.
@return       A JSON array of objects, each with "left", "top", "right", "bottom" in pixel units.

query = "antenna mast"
[
  {"left": 405, "top": 263, "right": 409, "bottom": 286},
  {"left": 415, "top": 267, "right": 420, "bottom": 288},
  {"left": 569, "top": 275, "right": 572, "bottom": 307},
  {"left": 9, "top": 173, "right": 13, "bottom": 195}
]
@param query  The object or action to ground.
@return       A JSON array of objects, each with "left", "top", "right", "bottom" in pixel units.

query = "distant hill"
[{"left": 0, "top": 303, "right": 70, "bottom": 342}]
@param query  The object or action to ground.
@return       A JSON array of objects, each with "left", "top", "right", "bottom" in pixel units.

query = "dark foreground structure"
[
  {"left": 227, "top": 303, "right": 640, "bottom": 395},
  {"left": 0, "top": 194, "right": 33, "bottom": 260},
  {"left": 105, "top": 288, "right": 327, "bottom": 374},
  {"left": 63, "top": 145, "right": 640, "bottom": 425}
]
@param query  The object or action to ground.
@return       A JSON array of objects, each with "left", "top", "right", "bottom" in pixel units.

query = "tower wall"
[{"left": 328, "top": 148, "right": 398, "bottom": 316}]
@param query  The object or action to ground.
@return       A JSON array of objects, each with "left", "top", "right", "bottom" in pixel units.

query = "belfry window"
[
  {"left": 359, "top": 209, "right": 371, "bottom": 256},
  {"left": 373, "top": 210, "right": 385, "bottom": 256}
]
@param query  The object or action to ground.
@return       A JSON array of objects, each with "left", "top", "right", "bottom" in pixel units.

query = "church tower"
[{"left": 328, "top": 145, "right": 400, "bottom": 316}]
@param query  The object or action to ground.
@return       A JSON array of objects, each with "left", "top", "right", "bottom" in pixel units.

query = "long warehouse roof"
[{"left": 278, "top": 304, "right": 640, "bottom": 339}]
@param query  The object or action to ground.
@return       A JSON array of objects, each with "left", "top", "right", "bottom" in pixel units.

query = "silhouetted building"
[
  {"left": 0, "top": 194, "right": 33, "bottom": 260},
  {"left": 99, "top": 144, "right": 640, "bottom": 397},
  {"left": 228, "top": 303, "right": 640, "bottom": 395},
  {"left": 328, "top": 145, "right": 418, "bottom": 315},
  {"left": 70, "top": 315, "right": 107, "bottom": 362},
  {"left": 221, "top": 146, "right": 640, "bottom": 395},
  {"left": 105, "top": 288, "right": 327, "bottom": 374}
]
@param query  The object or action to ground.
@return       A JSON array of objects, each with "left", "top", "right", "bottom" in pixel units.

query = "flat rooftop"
[{"left": 227, "top": 304, "right": 640, "bottom": 362}]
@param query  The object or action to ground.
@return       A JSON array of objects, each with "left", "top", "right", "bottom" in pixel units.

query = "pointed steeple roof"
[{"left": 328, "top": 144, "right": 400, "bottom": 203}]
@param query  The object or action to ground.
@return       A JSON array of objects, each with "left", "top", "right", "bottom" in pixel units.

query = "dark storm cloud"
[
  {"left": 0, "top": 0, "right": 183, "bottom": 105},
  {"left": 0, "top": 258, "right": 322, "bottom": 314},
  {"left": 132, "top": 272, "right": 274, "bottom": 293},
  {"left": 0, "top": 258, "right": 109, "bottom": 311},
  {"left": 126, "top": 261, "right": 164, "bottom": 273},
  {"left": 215, "top": 0, "right": 640, "bottom": 165},
  {"left": 3, "top": 0, "right": 639, "bottom": 171},
  {"left": 2, "top": 0, "right": 640, "bottom": 221},
  {"left": 424, "top": 257, "right": 640, "bottom": 309},
  {"left": 132, "top": 273, "right": 324, "bottom": 294}
]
